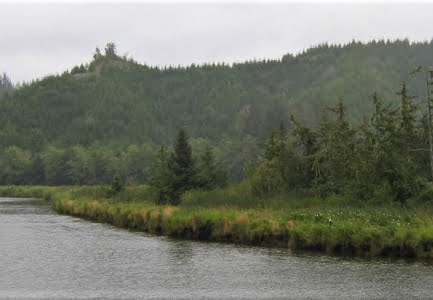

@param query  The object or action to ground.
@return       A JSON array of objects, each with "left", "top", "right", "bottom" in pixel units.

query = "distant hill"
[{"left": 1, "top": 39, "right": 433, "bottom": 183}]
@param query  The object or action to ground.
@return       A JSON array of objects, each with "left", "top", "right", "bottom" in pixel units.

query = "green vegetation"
[
  {"left": 3, "top": 39, "right": 433, "bottom": 259},
  {"left": 34, "top": 185, "right": 433, "bottom": 257},
  {"left": 246, "top": 83, "right": 431, "bottom": 204},
  {"left": 2, "top": 185, "right": 433, "bottom": 258},
  {"left": 152, "top": 76, "right": 433, "bottom": 208},
  {"left": 151, "top": 129, "right": 227, "bottom": 205},
  {"left": 2, "top": 39, "right": 433, "bottom": 184},
  {"left": 152, "top": 129, "right": 196, "bottom": 205},
  {"left": 0, "top": 185, "right": 153, "bottom": 203}
]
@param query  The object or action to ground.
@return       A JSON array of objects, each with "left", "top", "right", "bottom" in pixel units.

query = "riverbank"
[
  {"left": 51, "top": 197, "right": 433, "bottom": 258},
  {"left": 2, "top": 185, "right": 433, "bottom": 258},
  {"left": 5, "top": 197, "right": 433, "bottom": 299}
]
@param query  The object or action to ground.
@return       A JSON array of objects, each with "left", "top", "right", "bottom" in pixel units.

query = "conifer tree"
[
  {"left": 314, "top": 100, "right": 356, "bottom": 196},
  {"left": 398, "top": 82, "right": 418, "bottom": 148},
  {"left": 166, "top": 129, "right": 196, "bottom": 204},
  {"left": 249, "top": 122, "right": 291, "bottom": 197},
  {"left": 290, "top": 115, "right": 317, "bottom": 188},
  {"left": 93, "top": 47, "right": 102, "bottom": 60},
  {"left": 391, "top": 82, "right": 423, "bottom": 202},
  {"left": 151, "top": 146, "right": 172, "bottom": 204},
  {"left": 105, "top": 42, "right": 117, "bottom": 57},
  {"left": 197, "top": 145, "right": 227, "bottom": 189}
]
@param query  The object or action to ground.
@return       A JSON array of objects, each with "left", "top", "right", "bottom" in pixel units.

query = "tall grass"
[
  {"left": 182, "top": 182, "right": 353, "bottom": 211},
  {"left": 4, "top": 183, "right": 433, "bottom": 258},
  {"left": 0, "top": 185, "right": 153, "bottom": 203},
  {"left": 52, "top": 196, "right": 433, "bottom": 258},
  {"left": 0, "top": 185, "right": 69, "bottom": 201}
]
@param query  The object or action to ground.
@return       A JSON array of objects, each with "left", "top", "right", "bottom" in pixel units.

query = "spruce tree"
[
  {"left": 151, "top": 146, "right": 172, "bottom": 205},
  {"left": 197, "top": 145, "right": 227, "bottom": 189},
  {"left": 167, "top": 129, "right": 196, "bottom": 205},
  {"left": 290, "top": 115, "right": 317, "bottom": 188},
  {"left": 314, "top": 100, "right": 355, "bottom": 196},
  {"left": 105, "top": 42, "right": 117, "bottom": 57},
  {"left": 392, "top": 82, "right": 422, "bottom": 202},
  {"left": 398, "top": 82, "right": 418, "bottom": 151}
]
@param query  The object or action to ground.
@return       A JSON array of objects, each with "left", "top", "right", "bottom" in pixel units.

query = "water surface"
[{"left": 1, "top": 197, "right": 433, "bottom": 299}]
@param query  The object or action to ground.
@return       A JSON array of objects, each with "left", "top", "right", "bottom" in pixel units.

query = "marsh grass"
[
  {"left": 0, "top": 185, "right": 70, "bottom": 201},
  {"left": 4, "top": 184, "right": 433, "bottom": 258},
  {"left": 53, "top": 195, "right": 433, "bottom": 259},
  {"left": 182, "top": 182, "right": 354, "bottom": 211}
]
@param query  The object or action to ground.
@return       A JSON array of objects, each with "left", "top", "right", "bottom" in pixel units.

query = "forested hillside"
[{"left": 1, "top": 40, "right": 433, "bottom": 185}]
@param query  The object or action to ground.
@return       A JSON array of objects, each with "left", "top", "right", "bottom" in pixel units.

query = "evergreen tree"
[
  {"left": 150, "top": 146, "right": 172, "bottom": 205},
  {"left": 166, "top": 129, "right": 196, "bottom": 204},
  {"left": 391, "top": 82, "right": 423, "bottom": 202},
  {"left": 105, "top": 42, "right": 117, "bottom": 57},
  {"left": 313, "top": 100, "right": 356, "bottom": 196},
  {"left": 290, "top": 115, "right": 317, "bottom": 188},
  {"left": 93, "top": 47, "right": 102, "bottom": 60},
  {"left": 197, "top": 145, "right": 227, "bottom": 189},
  {"left": 0, "top": 72, "right": 13, "bottom": 94},
  {"left": 351, "top": 92, "right": 396, "bottom": 202},
  {"left": 249, "top": 122, "right": 291, "bottom": 197}
]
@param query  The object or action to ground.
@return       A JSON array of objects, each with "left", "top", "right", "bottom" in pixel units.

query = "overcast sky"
[{"left": 1, "top": 2, "right": 433, "bottom": 83}]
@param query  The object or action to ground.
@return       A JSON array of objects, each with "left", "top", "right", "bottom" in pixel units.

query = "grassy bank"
[
  {"left": 52, "top": 197, "right": 433, "bottom": 258},
  {"left": 3, "top": 185, "right": 433, "bottom": 259},
  {"left": 0, "top": 185, "right": 153, "bottom": 203},
  {"left": 0, "top": 185, "right": 69, "bottom": 200}
]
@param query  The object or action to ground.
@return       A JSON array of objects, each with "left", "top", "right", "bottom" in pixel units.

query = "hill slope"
[{"left": 1, "top": 39, "right": 433, "bottom": 183}]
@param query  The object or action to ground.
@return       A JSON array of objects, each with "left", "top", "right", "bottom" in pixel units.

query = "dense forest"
[{"left": 1, "top": 39, "right": 433, "bottom": 186}]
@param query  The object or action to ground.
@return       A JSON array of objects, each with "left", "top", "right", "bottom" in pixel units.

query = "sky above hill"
[{"left": 1, "top": 2, "right": 433, "bottom": 83}]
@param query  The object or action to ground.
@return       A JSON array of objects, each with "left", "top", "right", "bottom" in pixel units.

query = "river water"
[{"left": 1, "top": 197, "right": 433, "bottom": 299}]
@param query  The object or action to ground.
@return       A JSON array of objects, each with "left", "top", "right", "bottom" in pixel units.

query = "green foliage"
[
  {"left": 164, "top": 129, "right": 196, "bottom": 205},
  {"left": 50, "top": 194, "right": 433, "bottom": 259},
  {"left": 249, "top": 157, "right": 286, "bottom": 198},
  {"left": 2, "top": 40, "right": 433, "bottom": 184},
  {"left": 150, "top": 146, "right": 173, "bottom": 205},
  {"left": 151, "top": 129, "right": 228, "bottom": 205},
  {"left": 0, "top": 146, "right": 33, "bottom": 185},
  {"left": 196, "top": 145, "right": 228, "bottom": 190},
  {"left": 5, "top": 180, "right": 433, "bottom": 259},
  {"left": 248, "top": 82, "right": 431, "bottom": 204},
  {"left": 121, "top": 144, "right": 155, "bottom": 184},
  {"left": 151, "top": 129, "right": 196, "bottom": 205},
  {"left": 110, "top": 174, "right": 124, "bottom": 196},
  {"left": 182, "top": 181, "right": 255, "bottom": 208}
]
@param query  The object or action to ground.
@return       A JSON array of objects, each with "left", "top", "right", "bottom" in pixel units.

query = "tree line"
[
  {"left": 247, "top": 82, "right": 431, "bottom": 204},
  {"left": 1, "top": 79, "right": 433, "bottom": 207},
  {"left": 148, "top": 80, "right": 433, "bottom": 206},
  {"left": 2, "top": 41, "right": 433, "bottom": 152},
  {"left": 2, "top": 40, "right": 433, "bottom": 189}
]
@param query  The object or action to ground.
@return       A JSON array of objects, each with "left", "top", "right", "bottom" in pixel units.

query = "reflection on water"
[{"left": 1, "top": 198, "right": 433, "bottom": 299}]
